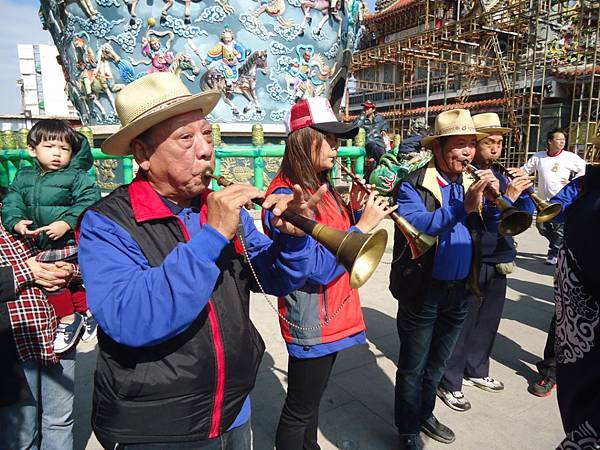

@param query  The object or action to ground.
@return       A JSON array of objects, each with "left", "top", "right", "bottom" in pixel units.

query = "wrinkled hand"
[
  {"left": 36, "top": 221, "right": 71, "bottom": 241},
  {"left": 26, "top": 258, "right": 74, "bottom": 291},
  {"left": 464, "top": 179, "right": 489, "bottom": 213},
  {"left": 263, "top": 184, "right": 327, "bottom": 237},
  {"left": 207, "top": 184, "right": 264, "bottom": 240},
  {"left": 356, "top": 191, "right": 397, "bottom": 233},
  {"left": 505, "top": 173, "right": 533, "bottom": 202},
  {"left": 505, "top": 167, "right": 529, "bottom": 180},
  {"left": 475, "top": 169, "right": 499, "bottom": 203},
  {"left": 348, "top": 180, "right": 371, "bottom": 210}
]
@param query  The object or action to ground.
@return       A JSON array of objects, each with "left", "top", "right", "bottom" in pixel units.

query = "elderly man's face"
[
  {"left": 433, "top": 134, "right": 477, "bottom": 175},
  {"left": 132, "top": 110, "right": 214, "bottom": 203},
  {"left": 475, "top": 134, "right": 503, "bottom": 167}
]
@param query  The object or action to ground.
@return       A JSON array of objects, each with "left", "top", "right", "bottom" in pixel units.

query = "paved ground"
[{"left": 74, "top": 220, "right": 564, "bottom": 450}]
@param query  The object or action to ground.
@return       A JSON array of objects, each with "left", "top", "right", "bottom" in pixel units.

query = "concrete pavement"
[{"left": 74, "top": 221, "right": 564, "bottom": 450}]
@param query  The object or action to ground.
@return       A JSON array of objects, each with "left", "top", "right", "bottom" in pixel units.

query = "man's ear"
[
  {"left": 27, "top": 145, "right": 36, "bottom": 158},
  {"left": 131, "top": 138, "right": 151, "bottom": 172}
]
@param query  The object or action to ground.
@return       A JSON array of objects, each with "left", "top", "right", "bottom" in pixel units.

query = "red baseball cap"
[
  {"left": 362, "top": 100, "right": 376, "bottom": 109},
  {"left": 287, "top": 98, "right": 358, "bottom": 139}
]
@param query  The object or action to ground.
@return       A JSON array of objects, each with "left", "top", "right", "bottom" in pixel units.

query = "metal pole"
[{"left": 425, "top": 60, "right": 431, "bottom": 124}]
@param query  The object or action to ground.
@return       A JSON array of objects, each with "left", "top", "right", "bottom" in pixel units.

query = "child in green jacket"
[{"left": 2, "top": 119, "right": 101, "bottom": 353}]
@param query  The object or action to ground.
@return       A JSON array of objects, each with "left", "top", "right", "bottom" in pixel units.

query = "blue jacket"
[
  {"left": 479, "top": 168, "right": 535, "bottom": 264},
  {"left": 396, "top": 160, "right": 479, "bottom": 280},
  {"left": 78, "top": 185, "right": 314, "bottom": 348},
  {"left": 550, "top": 176, "right": 583, "bottom": 223}
]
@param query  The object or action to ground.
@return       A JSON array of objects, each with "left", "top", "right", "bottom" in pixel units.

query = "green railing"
[{"left": 0, "top": 146, "right": 366, "bottom": 191}]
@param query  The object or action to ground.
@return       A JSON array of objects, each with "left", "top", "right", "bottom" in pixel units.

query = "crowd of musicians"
[{"left": 1, "top": 72, "right": 598, "bottom": 450}]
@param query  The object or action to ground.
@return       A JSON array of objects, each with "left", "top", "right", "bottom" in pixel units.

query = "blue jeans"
[
  {"left": 394, "top": 281, "right": 469, "bottom": 435},
  {"left": 536, "top": 221, "right": 564, "bottom": 258},
  {"left": 0, "top": 350, "right": 76, "bottom": 450},
  {"left": 97, "top": 420, "right": 251, "bottom": 450}
]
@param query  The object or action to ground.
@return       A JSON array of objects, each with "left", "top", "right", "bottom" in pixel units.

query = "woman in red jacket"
[{"left": 263, "top": 98, "right": 395, "bottom": 450}]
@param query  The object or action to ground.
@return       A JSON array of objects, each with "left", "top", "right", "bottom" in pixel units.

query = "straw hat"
[
  {"left": 421, "top": 109, "right": 487, "bottom": 149},
  {"left": 472, "top": 113, "right": 512, "bottom": 136},
  {"left": 101, "top": 72, "right": 221, "bottom": 156}
]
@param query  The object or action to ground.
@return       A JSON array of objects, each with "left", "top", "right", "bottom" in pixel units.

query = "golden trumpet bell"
[
  {"left": 495, "top": 196, "right": 533, "bottom": 236},
  {"left": 312, "top": 225, "right": 388, "bottom": 289},
  {"left": 530, "top": 193, "right": 562, "bottom": 223}
]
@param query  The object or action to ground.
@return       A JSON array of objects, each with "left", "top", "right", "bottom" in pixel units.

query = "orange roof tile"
[
  {"left": 344, "top": 98, "right": 509, "bottom": 121},
  {"left": 364, "top": 0, "right": 419, "bottom": 24}
]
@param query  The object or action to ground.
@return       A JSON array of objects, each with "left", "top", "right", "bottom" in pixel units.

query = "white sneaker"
[
  {"left": 54, "top": 313, "right": 84, "bottom": 354},
  {"left": 437, "top": 387, "right": 471, "bottom": 412},
  {"left": 545, "top": 255, "right": 558, "bottom": 265},
  {"left": 462, "top": 378, "right": 474, "bottom": 387},
  {"left": 466, "top": 376, "right": 504, "bottom": 392},
  {"left": 81, "top": 314, "right": 98, "bottom": 343}
]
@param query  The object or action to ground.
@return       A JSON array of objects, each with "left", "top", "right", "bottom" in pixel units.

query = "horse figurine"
[
  {"left": 99, "top": 42, "right": 144, "bottom": 85},
  {"left": 169, "top": 53, "right": 201, "bottom": 81},
  {"left": 299, "top": 0, "right": 343, "bottom": 38},
  {"left": 200, "top": 50, "right": 268, "bottom": 116},
  {"left": 252, "top": 0, "right": 294, "bottom": 29}
]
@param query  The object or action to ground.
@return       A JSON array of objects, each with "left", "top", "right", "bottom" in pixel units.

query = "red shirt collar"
[
  {"left": 128, "top": 174, "right": 211, "bottom": 223},
  {"left": 546, "top": 148, "right": 563, "bottom": 158}
]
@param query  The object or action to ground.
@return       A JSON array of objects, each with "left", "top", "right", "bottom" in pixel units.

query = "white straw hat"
[
  {"left": 472, "top": 113, "right": 512, "bottom": 137},
  {"left": 421, "top": 109, "right": 487, "bottom": 149},
  {"left": 101, "top": 72, "right": 221, "bottom": 156}
]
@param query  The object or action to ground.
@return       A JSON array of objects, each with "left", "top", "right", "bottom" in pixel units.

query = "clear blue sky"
[{"left": 0, "top": 0, "right": 377, "bottom": 115}]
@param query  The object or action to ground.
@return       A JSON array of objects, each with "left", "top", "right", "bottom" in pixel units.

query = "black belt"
[{"left": 430, "top": 278, "right": 466, "bottom": 288}]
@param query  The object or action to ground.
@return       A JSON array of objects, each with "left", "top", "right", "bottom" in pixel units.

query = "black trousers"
[
  {"left": 440, "top": 264, "right": 507, "bottom": 392},
  {"left": 536, "top": 314, "right": 556, "bottom": 381},
  {"left": 275, "top": 353, "right": 338, "bottom": 450}
]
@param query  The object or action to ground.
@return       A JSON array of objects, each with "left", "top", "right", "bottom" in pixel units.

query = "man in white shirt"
[{"left": 522, "top": 128, "right": 586, "bottom": 264}]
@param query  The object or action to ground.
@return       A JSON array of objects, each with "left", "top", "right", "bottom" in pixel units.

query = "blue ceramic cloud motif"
[{"left": 39, "top": 0, "right": 364, "bottom": 126}]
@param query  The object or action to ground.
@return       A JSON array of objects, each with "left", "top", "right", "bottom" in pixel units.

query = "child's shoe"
[
  {"left": 81, "top": 314, "right": 98, "bottom": 343},
  {"left": 54, "top": 313, "right": 84, "bottom": 354}
]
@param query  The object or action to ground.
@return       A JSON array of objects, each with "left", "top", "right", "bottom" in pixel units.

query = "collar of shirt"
[
  {"left": 436, "top": 168, "right": 463, "bottom": 187},
  {"left": 159, "top": 196, "right": 201, "bottom": 215}
]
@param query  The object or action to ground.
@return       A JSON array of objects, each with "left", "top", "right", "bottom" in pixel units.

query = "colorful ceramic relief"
[{"left": 39, "top": 0, "right": 363, "bottom": 126}]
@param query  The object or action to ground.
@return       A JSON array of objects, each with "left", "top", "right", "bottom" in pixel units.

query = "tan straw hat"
[
  {"left": 472, "top": 113, "right": 512, "bottom": 136},
  {"left": 101, "top": 72, "right": 221, "bottom": 156},
  {"left": 421, "top": 109, "right": 487, "bottom": 149}
]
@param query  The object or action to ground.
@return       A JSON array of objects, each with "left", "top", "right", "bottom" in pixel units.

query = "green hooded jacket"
[{"left": 1, "top": 133, "right": 101, "bottom": 249}]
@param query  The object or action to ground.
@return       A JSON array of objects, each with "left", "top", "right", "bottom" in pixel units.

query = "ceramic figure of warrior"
[{"left": 206, "top": 27, "right": 249, "bottom": 87}]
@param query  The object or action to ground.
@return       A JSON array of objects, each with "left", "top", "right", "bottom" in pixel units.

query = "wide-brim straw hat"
[
  {"left": 421, "top": 109, "right": 488, "bottom": 149},
  {"left": 472, "top": 113, "right": 512, "bottom": 137},
  {"left": 102, "top": 72, "right": 221, "bottom": 156}
]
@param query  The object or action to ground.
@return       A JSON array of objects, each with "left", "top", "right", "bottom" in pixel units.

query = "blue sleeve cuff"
[
  {"left": 501, "top": 194, "right": 514, "bottom": 205},
  {"left": 188, "top": 224, "right": 229, "bottom": 262}
]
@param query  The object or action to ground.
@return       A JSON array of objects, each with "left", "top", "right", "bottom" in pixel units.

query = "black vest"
[
  {"left": 89, "top": 186, "right": 265, "bottom": 444},
  {"left": 389, "top": 167, "right": 482, "bottom": 303}
]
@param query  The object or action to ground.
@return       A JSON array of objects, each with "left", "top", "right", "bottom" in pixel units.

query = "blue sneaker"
[
  {"left": 81, "top": 314, "right": 98, "bottom": 343},
  {"left": 54, "top": 313, "right": 84, "bottom": 354}
]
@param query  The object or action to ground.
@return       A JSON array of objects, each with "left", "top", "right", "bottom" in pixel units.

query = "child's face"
[{"left": 29, "top": 139, "right": 73, "bottom": 171}]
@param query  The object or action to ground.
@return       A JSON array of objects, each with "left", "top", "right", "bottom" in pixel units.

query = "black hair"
[
  {"left": 27, "top": 119, "right": 80, "bottom": 153},
  {"left": 0, "top": 186, "right": 6, "bottom": 202},
  {"left": 547, "top": 128, "right": 566, "bottom": 144}
]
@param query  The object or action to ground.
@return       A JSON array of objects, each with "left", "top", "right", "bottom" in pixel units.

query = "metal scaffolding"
[{"left": 350, "top": 0, "right": 600, "bottom": 165}]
